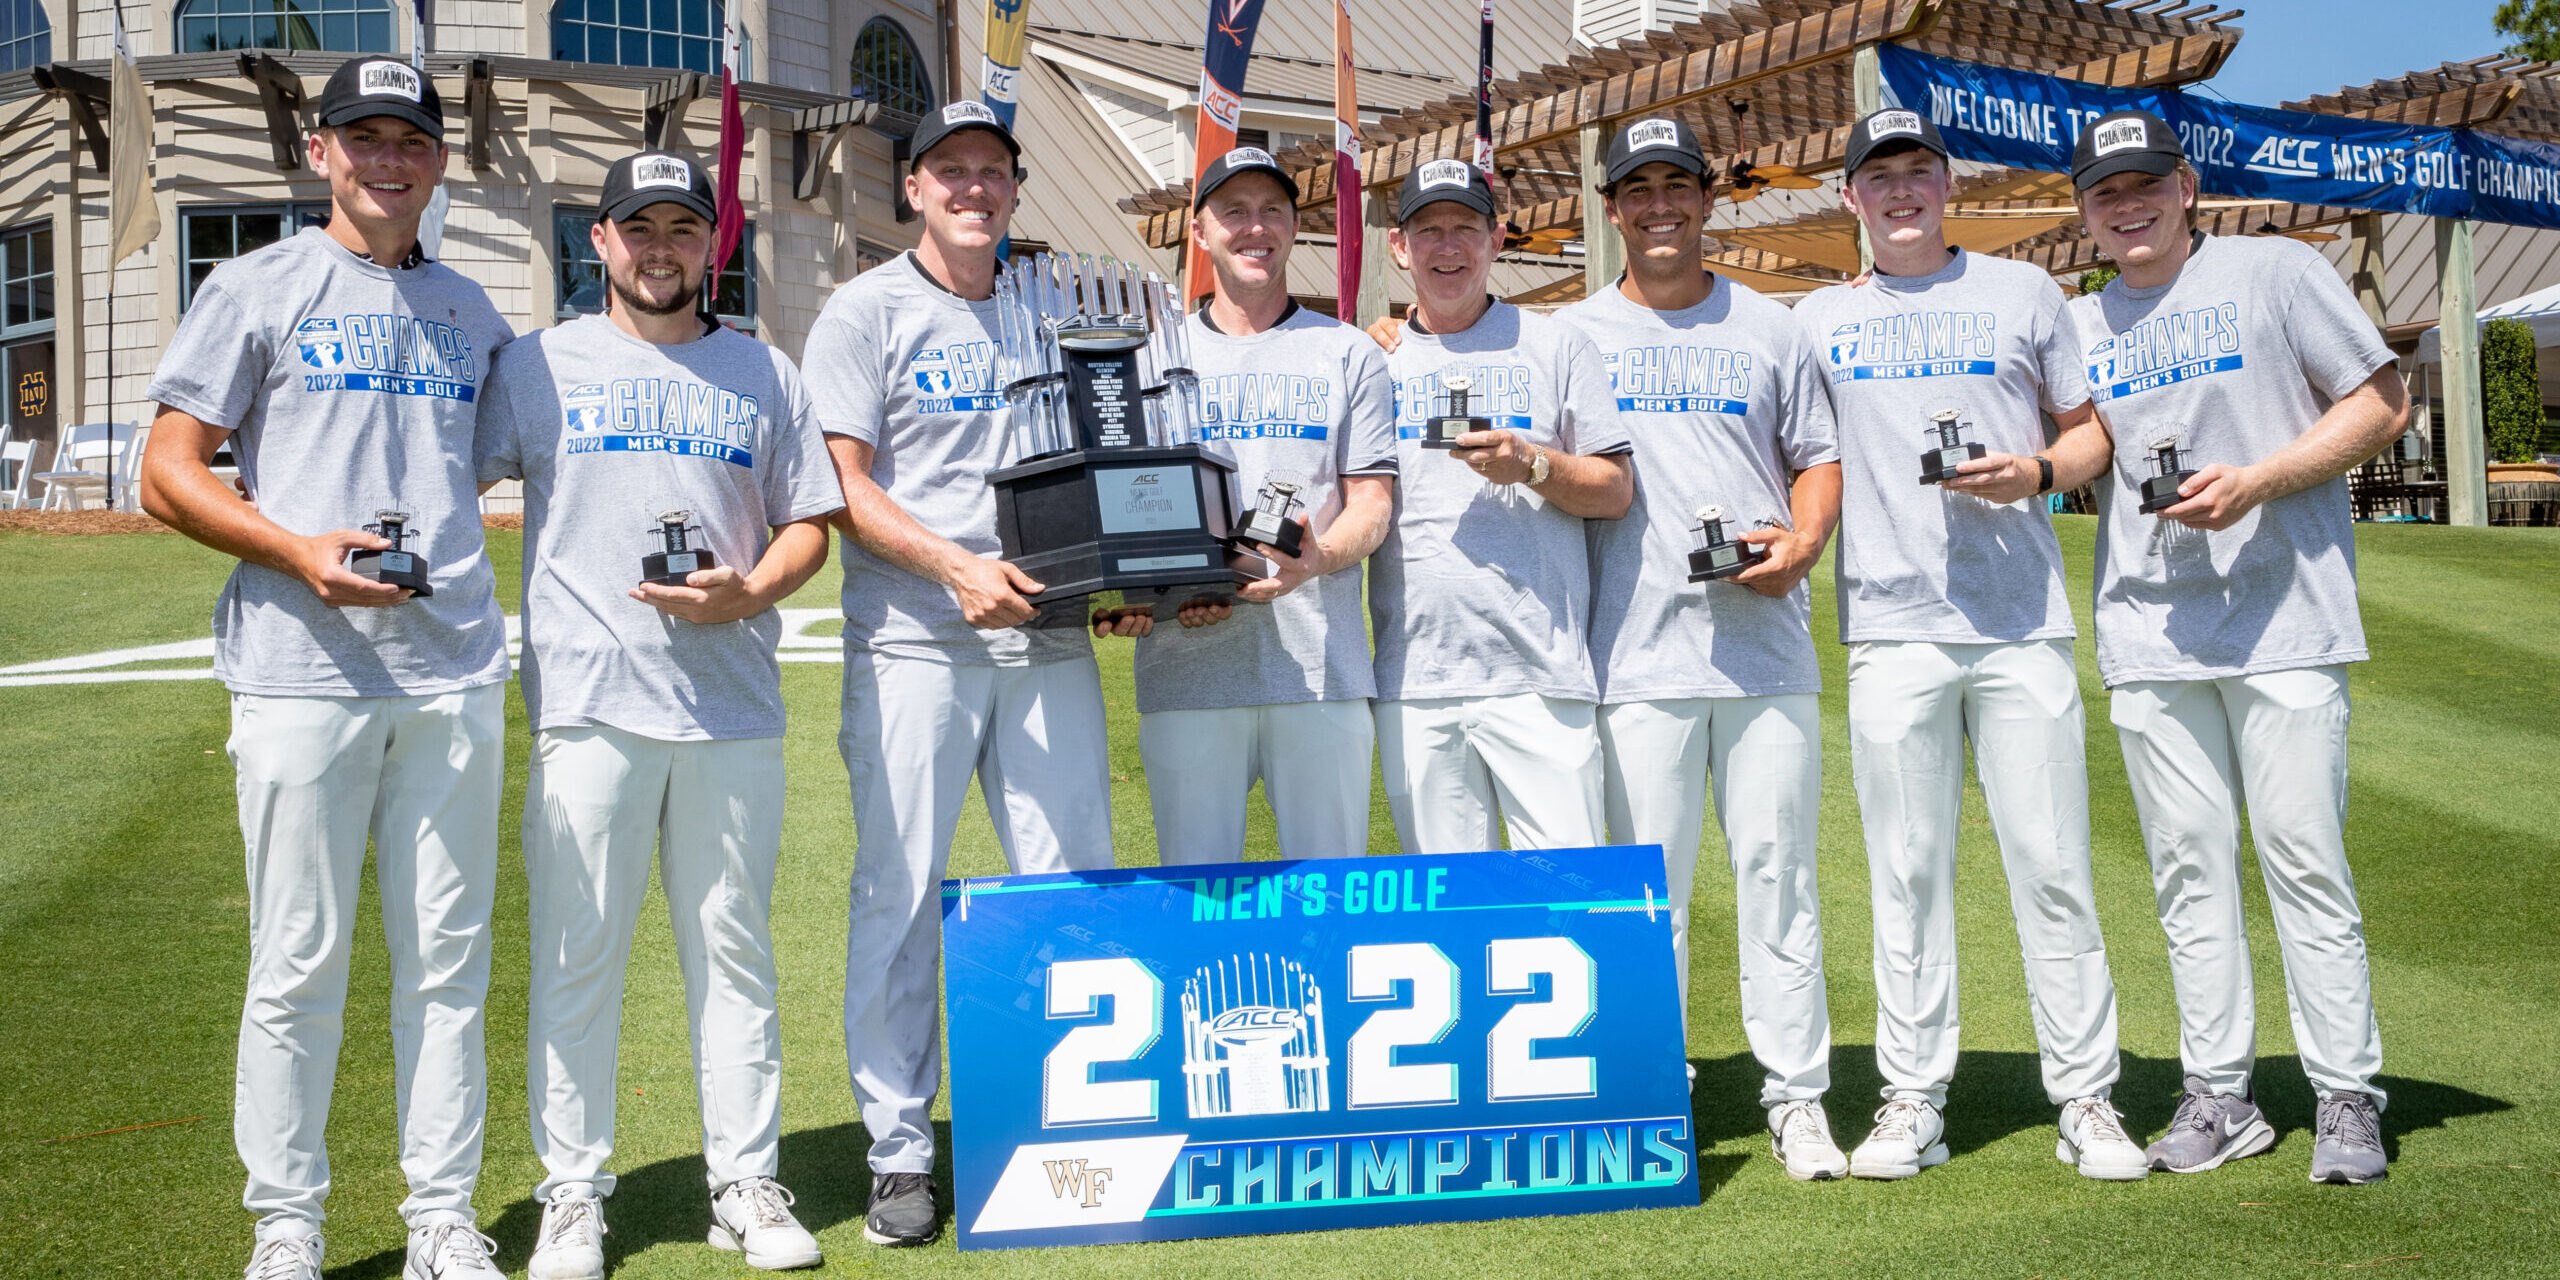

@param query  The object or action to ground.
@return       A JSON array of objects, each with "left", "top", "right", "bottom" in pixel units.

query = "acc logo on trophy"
[
  {"left": 1180, "top": 954, "right": 1330, "bottom": 1119},
  {"left": 296, "top": 318, "right": 347, "bottom": 370}
]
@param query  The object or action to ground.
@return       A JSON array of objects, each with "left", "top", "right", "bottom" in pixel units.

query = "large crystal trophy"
[
  {"left": 641, "top": 509, "right": 718, "bottom": 586},
  {"left": 987, "top": 253, "right": 1253, "bottom": 628},
  {"left": 2138, "top": 433, "right": 2197, "bottom": 514},
  {"left": 1919, "top": 408, "right": 1985, "bottom": 485},
  {"left": 347, "top": 508, "right": 432, "bottom": 597}
]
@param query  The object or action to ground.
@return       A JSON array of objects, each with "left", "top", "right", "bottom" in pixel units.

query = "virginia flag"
[
  {"left": 1333, "top": 0, "right": 1360, "bottom": 321},
  {"left": 710, "top": 0, "right": 747, "bottom": 293},
  {"left": 107, "top": 3, "right": 158, "bottom": 267},
  {"left": 1184, "top": 0, "right": 1268, "bottom": 299}
]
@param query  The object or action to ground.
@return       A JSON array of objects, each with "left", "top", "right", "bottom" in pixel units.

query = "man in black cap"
[
  {"left": 2069, "top": 109, "right": 2405, "bottom": 1185},
  {"left": 138, "top": 54, "right": 515, "bottom": 1280}
]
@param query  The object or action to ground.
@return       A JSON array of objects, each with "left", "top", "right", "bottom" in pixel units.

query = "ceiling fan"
[{"left": 1724, "top": 99, "right": 1822, "bottom": 202}]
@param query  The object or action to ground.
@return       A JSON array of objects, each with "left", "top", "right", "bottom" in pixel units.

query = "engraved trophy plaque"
[
  {"left": 1425, "top": 373, "right": 1489, "bottom": 450},
  {"left": 1919, "top": 408, "right": 1986, "bottom": 485},
  {"left": 2138, "top": 434, "right": 2197, "bottom": 514},
  {"left": 1686, "top": 504, "right": 1768, "bottom": 582},
  {"left": 641, "top": 509, "right": 719, "bottom": 586},
  {"left": 1230, "top": 479, "right": 1306, "bottom": 559},
  {"left": 987, "top": 253, "right": 1253, "bottom": 629},
  {"left": 347, "top": 509, "right": 432, "bottom": 597}
]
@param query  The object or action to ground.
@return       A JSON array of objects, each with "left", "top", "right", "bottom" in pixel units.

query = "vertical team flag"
[
  {"left": 411, "top": 0, "right": 449, "bottom": 259},
  {"left": 106, "top": 2, "right": 157, "bottom": 267},
  {"left": 980, "top": 0, "right": 1028, "bottom": 127},
  {"left": 710, "top": 0, "right": 747, "bottom": 296},
  {"left": 1473, "top": 0, "right": 1495, "bottom": 176},
  {"left": 1183, "top": 0, "right": 1269, "bottom": 299},
  {"left": 1333, "top": 0, "right": 1360, "bottom": 321}
]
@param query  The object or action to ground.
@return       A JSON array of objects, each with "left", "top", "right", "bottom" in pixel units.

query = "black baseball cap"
[
  {"left": 1396, "top": 158, "right": 1497, "bottom": 224},
  {"left": 1844, "top": 108, "right": 1947, "bottom": 177},
  {"left": 1603, "top": 116, "right": 1707, "bottom": 189},
  {"left": 598, "top": 150, "right": 718, "bottom": 225},
  {"left": 1194, "top": 145, "right": 1299, "bottom": 209},
  {"left": 315, "top": 56, "right": 443, "bottom": 139},
  {"left": 908, "top": 100, "right": 1021, "bottom": 170},
  {"left": 2072, "top": 109, "right": 2184, "bottom": 190}
]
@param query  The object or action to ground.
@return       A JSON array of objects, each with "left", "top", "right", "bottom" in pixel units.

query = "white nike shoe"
[
  {"left": 2058, "top": 1095, "right": 2151, "bottom": 1181},
  {"left": 710, "top": 1176, "right": 824, "bottom": 1270},
  {"left": 404, "top": 1217, "right": 504, "bottom": 1279},
  {"left": 1849, "top": 1098, "right": 1950, "bottom": 1180},
  {"left": 528, "top": 1183, "right": 608, "bottom": 1280},
  {"left": 245, "top": 1229, "right": 322, "bottom": 1280},
  {"left": 1768, "top": 1099, "right": 1849, "bottom": 1181}
]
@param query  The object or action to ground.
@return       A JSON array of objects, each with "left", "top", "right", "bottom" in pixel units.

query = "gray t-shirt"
[
  {"left": 801, "top": 253, "right": 1090, "bottom": 666},
  {"left": 1795, "top": 249, "right": 2086, "bottom": 645},
  {"left": 475, "top": 314, "right": 844, "bottom": 740},
  {"left": 147, "top": 226, "right": 514, "bottom": 698},
  {"left": 1370, "top": 301, "right": 1631, "bottom": 703},
  {"left": 2070, "top": 234, "right": 2393, "bottom": 687},
  {"left": 1558, "top": 278, "right": 1837, "bottom": 702},
  {"left": 1131, "top": 306, "right": 1398, "bottom": 714}
]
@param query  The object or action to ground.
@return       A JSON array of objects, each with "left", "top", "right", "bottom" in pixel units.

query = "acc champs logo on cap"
[
  {"left": 1869, "top": 109, "right": 1922, "bottom": 139},
  {"left": 1179, "top": 954, "right": 1330, "bottom": 1120},
  {"left": 359, "top": 59, "right": 422, "bottom": 102},
  {"left": 296, "top": 317, "right": 347, "bottom": 370},
  {"left": 2093, "top": 116, "right": 2151, "bottom": 155},
  {"left": 563, "top": 383, "right": 607, "bottom": 432},
  {"left": 1223, "top": 146, "right": 1277, "bottom": 169},
  {"left": 1627, "top": 118, "right": 1680, "bottom": 150},
  {"left": 943, "top": 100, "right": 999, "bottom": 127},
  {"left": 632, "top": 155, "right": 692, "bottom": 189},
  {"left": 1418, "top": 158, "right": 1472, "bottom": 190}
]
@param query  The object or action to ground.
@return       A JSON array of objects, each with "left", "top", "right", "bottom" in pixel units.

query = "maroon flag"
[
  {"left": 1334, "top": 0, "right": 1361, "bottom": 320},
  {"left": 711, "top": 0, "right": 746, "bottom": 292}
]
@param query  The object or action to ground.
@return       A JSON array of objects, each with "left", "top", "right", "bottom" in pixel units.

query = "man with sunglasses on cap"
[
  {"left": 800, "top": 100, "right": 1114, "bottom": 1247},
  {"left": 1555, "top": 116, "right": 1847, "bottom": 1179},
  {"left": 138, "top": 55, "right": 515, "bottom": 1280},
  {"left": 2068, "top": 110, "right": 2405, "bottom": 1185},
  {"left": 1795, "top": 109, "right": 2145, "bottom": 1183},
  {"left": 476, "top": 150, "right": 839, "bottom": 1276},
  {"left": 1368, "top": 158, "right": 1632, "bottom": 854},
  {"left": 1098, "top": 146, "right": 1397, "bottom": 863}
]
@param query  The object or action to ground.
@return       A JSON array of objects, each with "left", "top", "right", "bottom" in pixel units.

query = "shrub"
[
  {"left": 2076, "top": 266, "right": 2119, "bottom": 296},
  {"left": 2481, "top": 315, "right": 2546, "bottom": 465}
]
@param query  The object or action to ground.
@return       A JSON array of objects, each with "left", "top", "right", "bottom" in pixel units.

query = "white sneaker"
[
  {"left": 528, "top": 1183, "right": 609, "bottom": 1280},
  {"left": 1768, "top": 1099, "right": 1849, "bottom": 1181},
  {"left": 245, "top": 1230, "right": 322, "bottom": 1280},
  {"left": 1849, "top": 1098, "right": 1950, "bottom": 1180},
  {"left": 710, "top": 1176, "right": 824, "bottom": 1270},
  {"left": 2058, "top": 1095, "right": 2151, "bottom": 1181},
  {"left": 404, "top": 1217, "right": 504, "bottom": 1279}
]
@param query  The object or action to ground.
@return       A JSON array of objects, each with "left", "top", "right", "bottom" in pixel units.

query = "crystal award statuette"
[
  {"left": 1425, "top": 374, "right": 1490, "bottom": 451},
  {"left": 1919, "top": 408, "right": 1986, "bottom": 485},
  {"left": 1230, "top": 479, "right": 1306, "bottom": 559},
  {"left": 346, "top": 509, "right": 433, "bottom": 597},
  {"left": 641, "top": 509, "right": 719, "bottom": 586},
  {"left": 2139, "top": 434, "right": 2198, "bottom": 514},
  {"left": 1686, "top": 505, "right": 1768, "bottom": 582}
]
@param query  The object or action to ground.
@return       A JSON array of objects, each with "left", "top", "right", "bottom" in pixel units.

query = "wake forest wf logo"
[
  {"left": 1042, "top": 1158, "right": 1112, "bottom": 1208},
  {"left": 1181, "top": 954, "right": 1331, "bottom": 1119}
]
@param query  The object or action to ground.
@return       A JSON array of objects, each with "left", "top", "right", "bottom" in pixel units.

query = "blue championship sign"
[{"left": 940, "top": 846, "right": 1698, "bottom": 1250}]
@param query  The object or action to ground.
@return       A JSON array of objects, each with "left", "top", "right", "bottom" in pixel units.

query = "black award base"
[
  {"left": 992, "top": 444, "right": 1258, "bottom": 630},
  {"left": 1423, "top": 413, "right": 1487, "bottom": 451},
  {"left": 642, "top": 546, "right": 719, "bottom": 587},
  {"left": 348, "top": 547, "right": 433, "bottom": 597},
  {"left": 1230, "top": 507, "right": 1305, "bottom": 558},
  {"left": 1688, "top": 539, "right": 1767, "bottom": 583},
  {"left": 2138, "top": 470, "right": 2196, "bottom": 514},
  {"left": 1920, "top": 442, "right": 1987, "bottom": 485}
]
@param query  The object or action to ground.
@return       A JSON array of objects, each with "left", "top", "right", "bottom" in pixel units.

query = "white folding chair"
[
  {"left": 0, "top": 429, "right": 30, "bottom": 510},
  {"left": 33, "top": 423, "right": 139, "bottom": 511}
]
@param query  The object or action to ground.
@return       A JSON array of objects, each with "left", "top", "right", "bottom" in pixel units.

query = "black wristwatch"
[{"left": 2035, "top": 455, "right": 2055, "bottom": 495}]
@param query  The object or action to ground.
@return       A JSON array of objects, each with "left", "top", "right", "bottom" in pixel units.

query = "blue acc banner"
[
  {"left": 1879, "top": 44, "right": 2560, "bottom": 231},
  {"left": 940, "top": 846, "right": 1698, "bottom": 1250}
]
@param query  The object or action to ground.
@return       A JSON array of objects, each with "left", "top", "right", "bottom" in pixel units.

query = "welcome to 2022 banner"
[
  {"left": 1880, "top": 44, "right": 2560, "bottom": 230},
  {"left": 940, "top": 846, "right": 1699, "bottom": 1250}
]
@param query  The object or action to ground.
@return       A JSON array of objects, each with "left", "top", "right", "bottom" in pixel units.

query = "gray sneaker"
[
  {"left": 863, "top": 1171, "right": 942, "bottom": 1247},
  {"left": 2146, "top": 1076, "right": 2276, "bottom": 1173},
  {"left": 2310, "top": 1092, "right": 2388, "bottom": 1184}
]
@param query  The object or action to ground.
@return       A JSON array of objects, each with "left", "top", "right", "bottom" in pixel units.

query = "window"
[
  {"left": 1, "top": 223, "right": 52, "bottom": 338},
  {"left": 181, "top": 204, "right": 330, "bottom": 307},
  {"left": 0, "top": 0, "right": 49, "bottom": 73},
  {"left": 851, "top": 17, "right": 932, "bottom": 119},
  {"left": 550, "top": 0, "right": 741, "bottom": 74},
  {"left": 554, "top": 205, "right": 755, "bottom": 328},
  {"left": 175, "top": 0, "right": 393, "bottom": 54}
]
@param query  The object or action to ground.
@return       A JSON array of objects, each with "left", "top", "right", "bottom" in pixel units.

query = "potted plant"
[{"left": 2482, "top": 315, "right": 2560, "bottom": 525}]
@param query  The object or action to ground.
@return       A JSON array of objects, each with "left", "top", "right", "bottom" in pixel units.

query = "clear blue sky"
[{"left": 2199, "top": 0, "right": 2509, "bottom": 107}]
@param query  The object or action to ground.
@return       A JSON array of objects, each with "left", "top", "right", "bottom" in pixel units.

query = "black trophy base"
[
  {"left": 1920, "top": 443, "right": 1987, "bottom": 485},
  {"left": 1688, "top": 541, "right": 1768, "bottom": 583},
  {"left": 1230, "top": 509, "right": 1305, "bottom": 559},
  {"left": 348, "top": 548, "right": 433, "bottom": 597},
  {"left": 642, "top": 547, "right": 719, "bottom": 587},
  {"left": 2139, "top": 471, "right": 2196, "bottom": 514},
  {"left": 992, "top": 444, "right": 1257, "bottom": 631},
  {"left": 1423, "top": 413, "right": 1489, "bottom": 451}
]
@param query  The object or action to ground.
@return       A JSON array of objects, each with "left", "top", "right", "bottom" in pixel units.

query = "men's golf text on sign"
[{"left": 941, "top": 846, "right": 1699, "bottom": 1250}]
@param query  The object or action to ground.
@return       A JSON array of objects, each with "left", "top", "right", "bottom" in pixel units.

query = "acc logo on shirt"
[
  {"left": 913, "top": 347, "right": 956, "bottom": 395},
  {"left": 1826, "top": 322, "right": 1861, "bottom": 366},
  {"left": 564, "top": 382, "right": 608, "bottom": 432},
  {"left": 296, "top": 317, "right": 348, "bottom": 370}
]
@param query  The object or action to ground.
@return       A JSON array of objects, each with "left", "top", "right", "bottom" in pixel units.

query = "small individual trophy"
[
  {"left": 1919, "top": 408, "right": 1985, "bottom": 485},
  {"left": 347, "top": 509, "right": 432, "bottom": 597},
  {"left": 1230, "top": 479, "right": 1306, "bottom": 558},
  {"left": 1686, "top": 505, "right": 1768, "bottom": 582},
  {"left": 641, "top": 509, "right": 718, "bottom": 586},
  {"left": 2138, "top": 434, "right": 2197, "bottom": 514},
  {"left": 1424, "top": 374, "right": 1489, "bottom": 450}
]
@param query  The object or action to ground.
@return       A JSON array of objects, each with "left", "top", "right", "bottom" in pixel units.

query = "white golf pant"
[
  {"left": 1139, "top": 699, "right": 1374, "bottom": 864},
  {"left": 840, "top": 651, "right": 1115, "bottom": 1173},
  {"left": 523, "top": 727, "right": 786, "bottom": 1200},
  {"left": 2110, "top": 667, "right": 2383, "bottom": 1105},
  {"left": 229, "top": 684, "right": 504, "bottom": 1232},
  {"left": 1847, "top": 640, "right": 2121, "bottom": 1108},
  {"left": 1375, "top": 692, "right": 1605, "bottom": 853},
  {"left": 1598, "top": 695, "right": 1829, "bottom": 1106}
]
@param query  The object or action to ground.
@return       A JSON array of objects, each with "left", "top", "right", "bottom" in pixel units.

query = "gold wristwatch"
[{"left": 1526, "top": 445, "right": 1552, "bottom": 486}]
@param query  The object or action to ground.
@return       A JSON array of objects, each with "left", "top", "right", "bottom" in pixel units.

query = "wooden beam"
[
  {"left": 238, "top": 53, "right": 306, "bottom": 172},
  {"left": 464, "top": 58, "right": 496, "bottom": 171},
  {"left": 643, "top": 71, "right": 702, "bottom": 151},
  {"left": 28, "top": 64, "right": 108, "bottom": 174}
]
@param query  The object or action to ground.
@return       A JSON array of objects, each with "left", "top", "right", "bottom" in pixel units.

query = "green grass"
[{"left": 1, "top": 517, "right": 2556, "bottom": 1278}]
